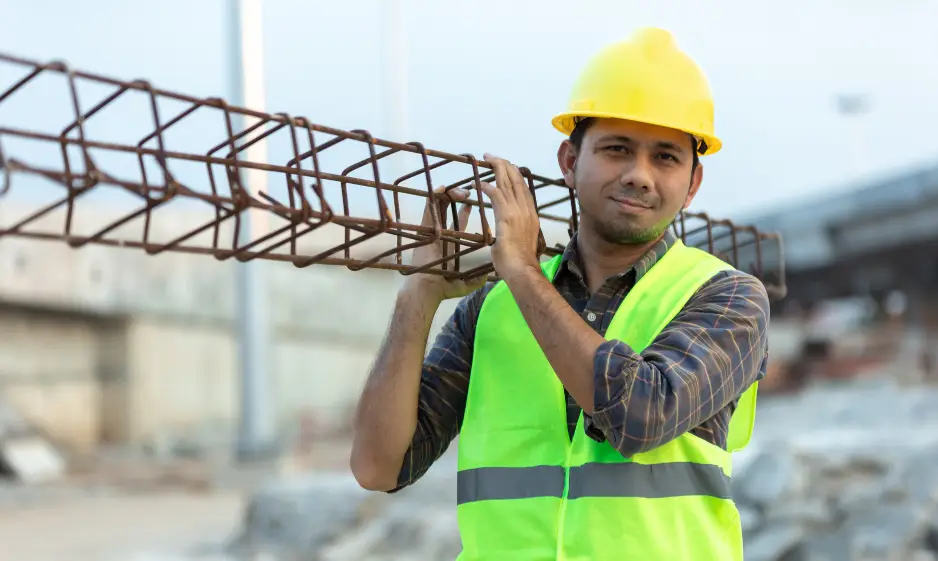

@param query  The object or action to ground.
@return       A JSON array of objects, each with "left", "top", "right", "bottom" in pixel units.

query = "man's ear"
[
  {"left": 557, "top": 140, "right": 577, "bottom": 189},
  {"left": 683, "top": 163, "right": 704, "bottom": 209}
]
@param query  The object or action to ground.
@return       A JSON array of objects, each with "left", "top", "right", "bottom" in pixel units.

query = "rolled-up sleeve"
[{"left": 589, "top": 270, "right": 770, "bottom": 457}]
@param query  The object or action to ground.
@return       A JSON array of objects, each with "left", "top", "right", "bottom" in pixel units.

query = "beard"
[
  {"left": 590, "top": 216, "right": 668, "bottom": 245},
  {"left": 575, "top": 190, "right": 673, "bottom": 245}
]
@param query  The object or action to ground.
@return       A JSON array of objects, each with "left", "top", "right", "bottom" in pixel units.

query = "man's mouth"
[{"left": 610, "top": 196, "right": 652, "bottom": 211}]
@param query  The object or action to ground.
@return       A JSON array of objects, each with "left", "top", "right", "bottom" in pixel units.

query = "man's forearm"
[
  {"left": 350, "top": 284, "right": 441, "bottom": 490},
  {"left": 503, "top": 264, "right": 605, "bottom": 413},
  {"left": 588, "top": 272, "right": 770, "bottom": 456}
]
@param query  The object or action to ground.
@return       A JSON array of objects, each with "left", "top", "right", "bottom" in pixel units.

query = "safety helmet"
[{"left": 551, "top": 27, "right": 721, "bottom": 155}]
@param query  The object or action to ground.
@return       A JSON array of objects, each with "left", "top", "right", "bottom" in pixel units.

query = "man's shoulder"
[
  {"left": 707, "top": 267, "right": 770, "bottom": 297},
  {"left": 446, "top": 280, "right": 500, "bottom": 336},
  {"left": 689, "top": 267, "right": 771, "bottom": 321},
  {"left": 424, "top": 281, "right": 499, "bottom": 371}
]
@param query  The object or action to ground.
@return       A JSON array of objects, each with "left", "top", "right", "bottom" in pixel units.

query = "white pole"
[
  {"left": 380, "top": 0, "right": 409, "bottom": 179},
  {"left": 226, "top": 0, "right": 277, "bottom": 462}
]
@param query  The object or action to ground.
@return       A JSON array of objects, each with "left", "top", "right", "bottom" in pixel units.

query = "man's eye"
[
  {"left": 657, "top": 153, "right": 678, "bottom": 162},
  {"left": 605, "top": 145, "right": 628, "bottom": 153}
]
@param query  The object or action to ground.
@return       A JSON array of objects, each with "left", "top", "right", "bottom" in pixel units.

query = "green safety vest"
[{"left": 455, "top": 240, "right": 758, "bottom": 561}]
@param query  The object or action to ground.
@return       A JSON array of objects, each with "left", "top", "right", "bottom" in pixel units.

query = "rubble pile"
[
  {"left": 227, "top": 379, "right": 938, "bottom": 561},
  {"left": 737, "top": 379, "right": 938, "bottom": 561},
  {"left": 226, "top": 458, "right": 460, "bottom": 561}
]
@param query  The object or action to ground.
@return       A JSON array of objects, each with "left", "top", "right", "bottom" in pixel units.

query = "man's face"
[{"left": 558, "top": 118, "right": 703, "bottom": 245}]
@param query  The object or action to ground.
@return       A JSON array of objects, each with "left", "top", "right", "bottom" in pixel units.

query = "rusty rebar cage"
[{"left": 0, "top": 51, "right": 786, "bottom": 299}]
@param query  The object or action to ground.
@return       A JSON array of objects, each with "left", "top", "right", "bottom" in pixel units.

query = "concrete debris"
[
  {"left": 0, "top": 396, "right": 66, "bottom": 483},
  {"left": 228, "top": 380, "right": 938, "bottom": 561},
  {"left": 743, "top": 524, "right": 807, "bottom": 561},
  {"left": 732, "top": 446, "right": 804, "bottom": 506},
  {"left": 318, "top": 503, "right": 460, "bottom": 561},
  {"left": 226, "top": 458, "right": 460, "bottom": 561},
  {"left": 226, "top": 472, "right": 381, "bottom": 560},
  {"left": 738, "top": 379, "right": 938, "bottom": 561}
]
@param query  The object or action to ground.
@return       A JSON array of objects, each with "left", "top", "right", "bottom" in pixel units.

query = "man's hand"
[
  {"left": 478, "top": 153, "right": 601, "bottom": 413},
  {"left": 404, "top": 185, "right": 488, "bottom": 302},
  {"left": 479, "top": 153, "right": 545, "bottom": 281}
]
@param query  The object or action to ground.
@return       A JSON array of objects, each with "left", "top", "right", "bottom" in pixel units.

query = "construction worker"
[{"left": 350, "top": 27, "right": 768, "bottom": 561}]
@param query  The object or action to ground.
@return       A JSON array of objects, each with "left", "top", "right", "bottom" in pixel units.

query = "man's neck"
[{"left": 575, "top": 226, "right": 663, "bottom": 294}]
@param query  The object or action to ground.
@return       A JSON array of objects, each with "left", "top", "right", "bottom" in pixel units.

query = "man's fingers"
[
  {"left": 483, "top": 153, "right": 515, "bottom": 203},
  {"left": 444, "top": 186, "right": 470, "bottom": 203},
  {"left": 440, "top": 188, "right": 473, "bottom": 232},
  {"left": 439, "top": 202, "right": 473, "bottom": 258},
  {"left": 478, "top": 181, "right": 503, "bottom": 206},
  {"left": 478, "top": 181, "right": 505, "bottom": 236},
  {"left": 421, "top": 186, "right": 469, "bottom": 228},
  {"left": 506, "top": 163, "right": 532, "bottom": 206},
  {"left": 420, "top": 186, "right": 446, "bottom": 226},
  {"left": 457, "top": 202, "right": 472, "bottom": 231}
]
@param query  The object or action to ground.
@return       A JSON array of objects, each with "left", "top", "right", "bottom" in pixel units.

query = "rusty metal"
[{"left": 0, "top": 51, "right": 786, "bottom": 299}]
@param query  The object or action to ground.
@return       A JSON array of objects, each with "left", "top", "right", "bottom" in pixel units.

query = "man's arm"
[
  {"left": 389, "top": 283, "right": 492, "bottom": 492},
  {"left": 349, "top": 282, "right": 489, "bottom": 492},
  {"left": 588, "top": 270, "right": 769, "bottom": 455},
  {"left": 503, "top": 265, "right": 768, "bottom": 454},
  {"left": 349, "top": 285, "right": 443, "bottom": 491},
  {"left": 500, "top": 263, "right": 606, "bottom": 413}
]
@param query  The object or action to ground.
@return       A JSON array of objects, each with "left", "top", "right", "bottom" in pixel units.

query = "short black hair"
[
  {"left": 569, "top": 117, "right": 700, "bottom": 175},
  {"left": 569, "top": 117, "right": 595, "bottom": 153}
]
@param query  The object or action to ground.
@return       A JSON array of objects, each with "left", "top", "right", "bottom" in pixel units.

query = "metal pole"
[
  {"left": 380, "top": 0, "right": 409, "bottom": 178},
  {"left": 226, "top": 0, "right": 277, "bottom": 462}
]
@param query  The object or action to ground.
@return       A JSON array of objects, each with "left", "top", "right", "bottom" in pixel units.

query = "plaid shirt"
[{"left": 391, "top": 229, "right": 770, "bottom": 492}]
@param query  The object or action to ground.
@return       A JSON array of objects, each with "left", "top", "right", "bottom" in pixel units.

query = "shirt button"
[{"left": 586, "top": 312, "right": 597, "bottom": 322}]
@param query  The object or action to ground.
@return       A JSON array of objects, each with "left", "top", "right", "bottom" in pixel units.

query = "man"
[{"left": 351, "top": 27, "right": 769, "bottom": 561}]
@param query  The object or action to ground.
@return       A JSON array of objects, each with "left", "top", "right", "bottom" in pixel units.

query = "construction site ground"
[
  {"left": 0, "top": 490, "right": 241, "bottom": 561},
  {"left": 0, "top": 438, "right": 354, "bottom": 561}
]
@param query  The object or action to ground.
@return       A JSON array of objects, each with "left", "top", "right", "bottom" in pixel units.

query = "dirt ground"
[
  {"left": 0, "top": 437, "right": 354, "bottom": 561},
  {"left": 0, "top": 490, "right": 244, "bottom": 561}
]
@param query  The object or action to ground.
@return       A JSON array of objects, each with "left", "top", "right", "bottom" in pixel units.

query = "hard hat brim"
[{"left": 551, "top": 111, "right": 722, "bottom": 156}]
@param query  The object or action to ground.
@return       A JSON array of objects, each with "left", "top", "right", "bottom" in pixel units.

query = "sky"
[{"left": 1, "top": 0, "right": 938, "bottom": 221}]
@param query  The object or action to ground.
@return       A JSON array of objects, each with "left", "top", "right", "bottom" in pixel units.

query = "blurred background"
[{"left": 1, "top": 1, "right": 938, "bottom": 560}]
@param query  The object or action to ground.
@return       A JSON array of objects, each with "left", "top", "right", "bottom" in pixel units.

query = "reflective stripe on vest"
[{"left": 456, "top": 461, "right": 732, "bottom": 505}]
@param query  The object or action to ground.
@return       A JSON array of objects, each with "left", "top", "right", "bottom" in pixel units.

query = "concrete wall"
[
  {"left": 0, "top": 306, "right": 112, "bottom": 453},
  {"left": 121, "top": 317, "right": 237, "bottom": 443},
  {"left": 0, "top": 263, "right": 462, "bottom": 453},
  {"left": 116, "top": 273, "right": 460, "bottom": 447}
]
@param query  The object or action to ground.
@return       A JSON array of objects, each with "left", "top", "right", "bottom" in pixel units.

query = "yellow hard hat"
[{"left": 552, "top": 27, "right": 721, "bottom": 155}]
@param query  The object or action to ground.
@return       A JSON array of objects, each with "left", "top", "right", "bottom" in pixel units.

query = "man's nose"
[{"left": 618, "top": 157, "right": 654, "bottom": 191}]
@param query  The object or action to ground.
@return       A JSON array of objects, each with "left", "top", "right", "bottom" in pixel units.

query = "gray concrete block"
[
  {"left": 227, "top": 472, "right": 382, "bottom": 560},
  {"left": 744, "top": 524, "right": 807, "bottom": 561},
  {"left": 732, "top": 445, "right": 805, "bottom": 507}
]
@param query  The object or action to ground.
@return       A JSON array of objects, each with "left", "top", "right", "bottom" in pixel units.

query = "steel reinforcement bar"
[{"left": 0, "top": 51, "right": 786, "bottom": 299}]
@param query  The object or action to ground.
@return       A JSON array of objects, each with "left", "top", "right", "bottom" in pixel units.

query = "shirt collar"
[{"left": 556, "top": 228, "right": 678, "bottom": 285}]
